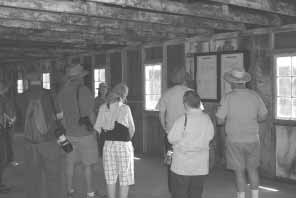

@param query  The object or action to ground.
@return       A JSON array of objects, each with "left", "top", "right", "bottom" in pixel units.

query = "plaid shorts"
[{"left": 103, "top": 141, "right": 134, "bottom": 186}]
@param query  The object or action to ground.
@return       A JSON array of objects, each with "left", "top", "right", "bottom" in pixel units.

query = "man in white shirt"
[{"left": 168, "top": 90, "right": 214, "bottom": 198}]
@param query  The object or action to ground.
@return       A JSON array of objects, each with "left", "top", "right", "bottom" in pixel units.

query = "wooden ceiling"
[{"left": 0, "top": 0, "right": 295, "bottom": 64}]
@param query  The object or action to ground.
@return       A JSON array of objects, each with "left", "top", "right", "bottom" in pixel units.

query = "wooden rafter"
[
  {"left": 206, "top": 0, "right": 295, "bottom": 16},
  {"left": 89, "top": 0, "right": 281, "bottom": 26},
  {"left": 0, "top": 0, "right": 244, "bottom": 31}
]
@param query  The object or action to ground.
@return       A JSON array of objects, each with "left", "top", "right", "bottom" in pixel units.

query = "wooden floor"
[{"left": 0, "top": 135, "right": 295, "bottom": 198}]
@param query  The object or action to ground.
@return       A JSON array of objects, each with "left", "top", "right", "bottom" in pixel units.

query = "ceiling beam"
[
  {"left": 0, "top": 1, "right": 244, "bottom": 31},
  {"left": 89, "top": 0, "right": 281, "bottom": 26},
  {"left": 206, "top": 0, "right": 295, "bottom": 16}
]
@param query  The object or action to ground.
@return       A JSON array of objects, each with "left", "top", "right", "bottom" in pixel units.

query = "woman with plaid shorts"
[{"left": 94, "top": 83, "right": 135, "bottom": 198}]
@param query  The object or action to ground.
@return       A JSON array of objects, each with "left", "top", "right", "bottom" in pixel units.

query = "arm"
[
  {"left": 94, "top": 105, "right": 104, "bottom": 134},
  {"left": 215, "top": 96, "right": 228, "bottom": 125},
  {"left": 80, "top": 87, "right": 96, "bottom": 124},
  {"left": 126, "top": 106, "right": 135, "bottom": 138},
  {"left": 257, "top": 96, "right": 268, "bottom": 122},
  {"left": 167, "top": 117, "right": 184, "bottom": 145}
]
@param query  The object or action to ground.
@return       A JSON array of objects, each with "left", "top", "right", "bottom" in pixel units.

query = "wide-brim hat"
[
  {"left": 66, "top": 64, "right": 88, "bottom": 80},
  {"left": 0, "top": 81, "right": 9, "bottom": 95},
  {"left": 224, "top": 69, "right": 251, "bottom": 84}
]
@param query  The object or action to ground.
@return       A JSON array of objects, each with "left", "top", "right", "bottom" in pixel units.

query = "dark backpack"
[{"left": 24, "top": 95, "right": 49, "bottom": 143}]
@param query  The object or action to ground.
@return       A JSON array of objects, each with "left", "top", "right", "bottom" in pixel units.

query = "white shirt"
[
  {"left": 94, "top": 102, "right": 135, "bottom": 136},
  {"left": 168, "top": 108, "right": 214, "bottom": 176}
]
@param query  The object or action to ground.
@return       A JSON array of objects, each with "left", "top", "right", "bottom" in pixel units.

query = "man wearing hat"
[
  {"left": 20, "top": 71, "right": 64, "bottom": 198},
  {"left": 57, "top": 64, "right": 99, "bottom": 198},
  {"left": 216, "top": 69, "right": 268, "bottom": 198},
  {"left": 0, "top": 81, "right": 15, "bottom": 194}
]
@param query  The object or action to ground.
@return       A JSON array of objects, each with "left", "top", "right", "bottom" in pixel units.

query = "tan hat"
[
  {"left": 25, "top": 71, "right": 41, "bottom": 82},
  {"left": 65, "top": 64, "right": 88, "bottom": 80},
  {"left": 224, "top": 69, "right": 251, "bottom": 84},
  {"left": 0, "top": 81, "right": 9, "bottom": 95}
]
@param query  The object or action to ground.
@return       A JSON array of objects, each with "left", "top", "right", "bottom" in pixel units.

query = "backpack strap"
[
  {"left": 76, "top": 86, "right": 81, "bottom": 116},
  {"left": 183, "top": 113, "right": 187, "bottom": 131}
]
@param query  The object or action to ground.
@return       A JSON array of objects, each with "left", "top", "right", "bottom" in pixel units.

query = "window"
[
  {"left": 144, "top": 63, "right": 162, "bottom": 111},
  {"left": 42, "top": 73, "right": 51, "bottom": 90},
  {"left": 275, "top": 54, "right": 296, "bottom": 120},
  {"left": 94, "top": 68, "right": 106, "bottom": 97},
  {"left": 17, "top": 79, "right": 24, "bottom": 94}
]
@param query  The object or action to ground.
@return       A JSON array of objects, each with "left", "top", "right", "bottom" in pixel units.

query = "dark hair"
[{"left": 183, "top": 90, "right": 200, "bottom": 108}]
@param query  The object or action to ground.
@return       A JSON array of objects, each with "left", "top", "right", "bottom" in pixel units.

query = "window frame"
[
  {"left": 93, "top": 68, "right": 106, "bottom": 97},
  {"left": 273, "top": 51, "right": 296, "bottom": 125},
  {"left": 143, "top": 61, "right": 162, "bottom": 112}
]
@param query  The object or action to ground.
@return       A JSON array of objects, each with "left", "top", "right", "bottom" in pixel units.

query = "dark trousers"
[
  {"left": 24, "top": 141, "right": 65, "bottom": 198},
  {"left": 170, "top": 171, "right": 206, "bottom": 198}
]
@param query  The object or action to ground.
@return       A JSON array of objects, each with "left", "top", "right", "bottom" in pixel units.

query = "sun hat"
[
  {"left": 65, "top": 64, "right": 88, "bottom": 80},
  {"left": 223, "top": 68, "right": 251, "bottom": 84}
]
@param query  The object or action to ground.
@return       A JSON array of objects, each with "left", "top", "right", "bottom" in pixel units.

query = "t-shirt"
[
  {"left": 58, "top": 81, "right": 95, "bottom": 137},
  {"left": 157, "top": 85, "right": 191, "bottom": 133},
  {"left": 216, "top": 88, "right": 268, "bottom": 142},
  {"left": 168, "top": 109, "right": 214, "bottom": 176}
]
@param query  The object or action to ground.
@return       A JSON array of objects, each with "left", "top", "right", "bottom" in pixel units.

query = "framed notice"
[
  {"left": 220, "top": 51, "right": 248, "bottom": 94},
  {"left": 195, "top": 53, "right": 220, "bottom": 102}
]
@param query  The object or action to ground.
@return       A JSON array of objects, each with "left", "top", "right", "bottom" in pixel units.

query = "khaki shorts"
[
  {"left": 226, "top": 140, "right": 260, "bottom": 171},
  {"left": 66, "top": 134, "right": 99, "bottom": 166}
]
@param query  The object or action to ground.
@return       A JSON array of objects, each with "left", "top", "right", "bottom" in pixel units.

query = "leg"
[
  {"left": 119, "top": 185, "right": 129, "bottom": 198},
  {"left": 40, "top": 142, "right": 65, "bottom": 198},
  {"left": 170, "top": 171, "right": 190, "bottom": 198},
  {"left": 103, "top": 142, "right": 117, "bottom": 198},
  {"left": 246, "top": 141, "right": 261, "bottom": 198},
  {"left": 24, "top": 143, "right": 42, "bottom": 198},
  {"left": 84, "top": 164, "right": 94, "bottom": 194},
  {"left": 66, "top": 159, "right": 75, "bottom": 192},
  {"left": 189, "top": 175, "right": 205, "bottom": 198},
  {"left": 106, "top": 184, "right": 116, "bottom": 198},
  {"left": 234, "top": 169, "right": 246, "bottom": 194},
  {"left": 226, "top": 141, "right": 246, "bottom": 198}
]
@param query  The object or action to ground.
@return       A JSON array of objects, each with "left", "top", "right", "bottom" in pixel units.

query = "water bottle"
[{"left": 54, "top": 128, "right": 73, "bottom": 153}]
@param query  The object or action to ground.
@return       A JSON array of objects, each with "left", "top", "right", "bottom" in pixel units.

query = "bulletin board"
[{"left": 194, "top": 53, "right": 220, "bottom": 102}]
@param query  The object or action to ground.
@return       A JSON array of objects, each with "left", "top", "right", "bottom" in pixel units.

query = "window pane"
[
  {"left": 145, "top": 95, "right": 160, "bottom": 111},
  {"left": 277, "top": 57, "right": 291, "bottom": 76},
  {"left": 277, "top": 97, "right": 292, "bottom": 119},
  {"left": 94, "top": 69, "right": 99, "bottom": 81},
  {"left": 277, "top": 77, "right": 291, "bottom": 97},
  {"left": 17, "top": 80, "right": 23, "bottom": 94},
  {"left": 292, "top": 56, "right": 296, "bottom": 76},
  {"left": 99, "top": 69, "right": 105, "bottom": 82},
  {"left": 42, "top": 73, "right": 50, "bottom": 89},
  {"left": 292, "top": 77, "right": 296, "bottom": 97}
]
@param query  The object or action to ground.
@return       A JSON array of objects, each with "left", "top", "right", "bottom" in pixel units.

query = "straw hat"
[
  {"left": 65, "top": 64, "right": 88, "bottom": 80},
  {"left": 223, "top": 69, "right": 251, "bottom": 84},
  {"left": 0, "top": 81, "right": 9, "bottom": 95}
]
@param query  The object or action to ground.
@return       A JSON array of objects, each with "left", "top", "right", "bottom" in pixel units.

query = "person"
[
  {"left": 0, "top": 81, "right": 15, "bottom": 194},
  {"left": 157, "top": 66, "right": 203, "bottom": 193},
  {"left": 216, "top": 69, "right": 268, "bottom": 198},
  {"left": 168, "top": 90, "right": 214, "bottom": 198},
  {"left": 20, "top": 72, "right": 64, "bottom": 198},
  {"left": 94, "top": 83, "right": 135, "bottom": 198},
  {"left": 58, "top": 64, "right": 99, "bottom": 198},
  {"left": 94, "top": 82, "right": 108, "bottom": 115}
]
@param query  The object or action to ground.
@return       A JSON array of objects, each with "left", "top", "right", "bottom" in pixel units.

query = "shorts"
[
  {"left": 66, "top": 134, "right": 99, "bottom": 166},
  {"left": 226, "top": 140, "right": 260, "bottom": 171},
  {"left": 103, "top": 141, "right": 134, "bottom": 186}
]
